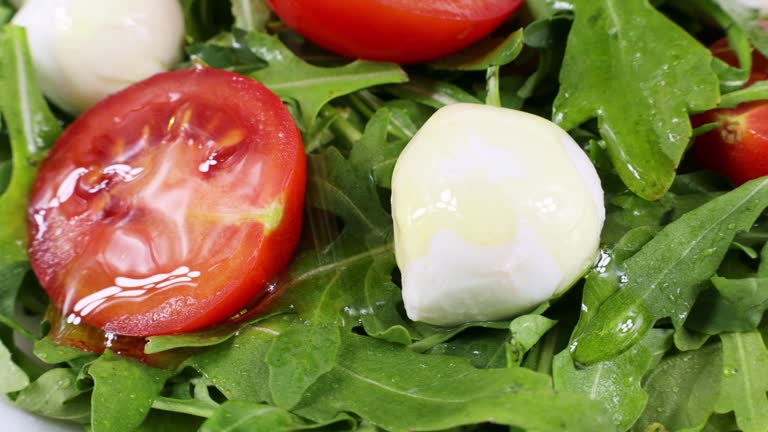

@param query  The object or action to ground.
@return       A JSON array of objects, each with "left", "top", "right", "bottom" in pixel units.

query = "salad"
[{"left": 1, "top": 0, "right": 768, "bottom": 431}]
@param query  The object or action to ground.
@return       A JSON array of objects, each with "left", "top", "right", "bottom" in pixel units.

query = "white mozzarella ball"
[
  {"left": 391, "top": 104, "right": 605, "bottom": 326},
  {"left": 12, "top": 0, "right": 184, "bottom": 114}
]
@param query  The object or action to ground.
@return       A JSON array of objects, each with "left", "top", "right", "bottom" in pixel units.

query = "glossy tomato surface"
[
  {"left": 28, "top": 67, "right": 306, "bottom": 336},
  {"left": 267, "top": 0, "right": 524, "bottom": 63},
  {"left": 692, "top": 40, "right": 768, "bottom": 186}
]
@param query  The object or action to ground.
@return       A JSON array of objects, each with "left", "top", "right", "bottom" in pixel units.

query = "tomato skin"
[
  {"left": 693, "top": 102, "right": 768, "bottom": 185},
  {"left": 692, "top": 41, "right": 768, "bottom": 185},
  {"left": 27, "top": 67, "right": 306, "bottom": 336},
  {"left": 267, "top": 0, "right": 524, "bottom": 63}
]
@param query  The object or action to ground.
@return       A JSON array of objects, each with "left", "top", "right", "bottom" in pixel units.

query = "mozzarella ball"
[
  {"left": 12, "top": 0, "right": 184, "bottom": 114},
  {"left": 391, "top": 104, "right": 605, "bottom": 326}
]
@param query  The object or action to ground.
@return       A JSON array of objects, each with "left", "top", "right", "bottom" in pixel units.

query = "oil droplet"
[{"left": 723, "top": 367, "right": 738, "bottom": 377}]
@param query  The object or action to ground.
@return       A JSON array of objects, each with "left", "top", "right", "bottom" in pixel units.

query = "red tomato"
[
  {"left": 267, "top": 0, "right": 524, "bottom": 63},
  {"left": 692, "top": 41, "right": 768, "bottom": 185},
  {"left": 27, "top": 67, "right": 306, "bottom": 336}
]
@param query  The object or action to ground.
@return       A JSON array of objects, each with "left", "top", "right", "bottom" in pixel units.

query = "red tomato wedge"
[
  {"left": 27, "top": 67, "right": 306, "bottom": 337},
  {"left": 267, "top": 0, "right": 524, "bottom": 63},
  {"left": 692, "top": 40, "right": 768, "bottom": 186}
]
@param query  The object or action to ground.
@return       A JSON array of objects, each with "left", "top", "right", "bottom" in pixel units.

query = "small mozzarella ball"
[
  {"left": 12, "top": 0, "right": 184, "bottom": 114},
  {"left": 733, "top": 0, "right": 768, "bottom": 17},
  {"left": 391, "top": 104, "right": 605, "bottom": 326}
]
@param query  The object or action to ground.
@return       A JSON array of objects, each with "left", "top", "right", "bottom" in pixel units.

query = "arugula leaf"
[
  {"left": 188, "top": 318, "right": 293, "bottom": 404},
  {"left": 89, "top": 351, "right": 172, "bottom": 432},
  {"left": 687, "top": 276, "right": 768, "bottom": 335},
  {"left": 710, "top": 0, "right": 768, "bottom": 57},
  {"left": 719, "top": 81, "right": 768, "bottom": 108},
  {"left": 430, "top": 29, "right": 524, "bottom": 71},
  {"left": 633, "top": 342, "right": 722, "bottom": 432},
  {"left": 0, "top": 25, "right": 61, "bottom": 326},
  {"left": 13, "top": 368, "right": 91, "bottom": 424},
  {"left": 348, "top": 108, "right": 408, "bottom": 189},
  {"left": 573, "top": 177, "right": 768, "bottom": 365},
  {"left": 554, "top": 0, "right": 720, "bottom": 200},
  {"left": 554, "top": 329, "right": 672, "bottom": 431},
  {"left": 427, "top": 329, "right": 510, "bottom": 369},
  {"left": 385, "top": 78, "right": 482, "bottom": 109},
  {"left": 244, "top": 32, "right": 408, "bottom": 128},
  {"left": 0, "top": 339, "right": 28, "bottom": 392},
  {"left": 295, "top": 333, "right": 612, "bottom": 432},
  {"left": 187, "top": 30, "right": 267, "bottom": 74},
  {"left": 507, "top": 314, "right": 558, "bottom": 367},
  {"left": 715, "top": 331, "right": 768, "bottom": 432},
  {"left": 231, "top": 0, "right": 271, "bottom": 33},
  {"left": 199, "top": 400, "right": 354, "bottom": 432}
]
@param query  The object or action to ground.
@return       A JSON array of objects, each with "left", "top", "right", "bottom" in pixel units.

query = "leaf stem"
[{"left": 151, "top": 396, "right": 218, "bottom": 418}]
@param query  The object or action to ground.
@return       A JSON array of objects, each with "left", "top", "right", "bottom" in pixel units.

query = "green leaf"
[
  {"left": 231, "top": 0, "right": 271, "bottom": 33},
  {"left": 188, "top": 320, "right": 289, "bottom": 404},
  {"left": 14, "top": 368, "right": 91, "bottom": 424},
  {"left": 295, "top": 333, "right": 611, "bottom": 431},
  {"left": 0, "top": 339, "right": 28, "bottom": 392},
  {"left": 33, "top": 337, "right": 93, "bottom": 364},
  {"left": 244, "top": 32, "right": 407, "bottom": 128},
  {"left": 348, "top": 108, "right": 408, "bottom": 190},
  {"left": 716, "top": 331, "right": 768, "bottom": 432},
  {"left": 573, "top": 177, "right": 768, "bottom": 365},
  {"left": 187, "top": 31, "right": 267, "bottom": 75},
  {"left": 633, "top": 342, "right": 723, "bottom": 432},
  {"left": 134, "top": 411, "right": 203, "bottom": 432},
  {"left": 430, "top": 29, "right": 524, "bottom": 71},
  {"left": 687, "top": 277, "right": 768, "bottom": 335},
  {"left": 554, "top": 0, "right": 720, "bottom": 199},
  {"left": 385, "top": 78, "right": 482, "bottom": 109},
  {"left": 711, "top": 0, "right": 768, "bottom": 57},
  {"left": 0, "top": 25, "right": 61, "bottom": 326},
  {"left": 507, "top": 314, "right": 558, "bottom": 367},
  {"left": 145, "top": 311, "right": 286, "bottom": 354},
  {"left": 719, "top": 81, "right": 768, "bottom": 108},
  {"left": 89, "top": 351, "right": 172, "bottom": 432},
  {"left": 409, "top": 321, "right": 511, "bottom": 353},
  {"left": 427, "top": 329, "right": 510, "bottom": 369},
  {"left": 199, "top": 400, "right": 354, "bottom": 432},
  {"left": 554, "top": 329, "right": 672, "bottom": 431},
  {"left": 572, "top": 226, "right": 656, "bottom": 339}
]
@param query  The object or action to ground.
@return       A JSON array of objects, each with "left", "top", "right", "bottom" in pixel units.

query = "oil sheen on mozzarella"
[
  {"left": 391, "top": 104, "right": 605, "bottom": 326},
  {"left": 12, "top": 0, "right": 184, "bottom": 114}
]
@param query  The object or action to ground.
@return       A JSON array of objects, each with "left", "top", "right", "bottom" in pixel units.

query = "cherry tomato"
[
  {"left": 267, "top": 0, "right": 524, "bottom": 63},
  {"left": 692, "top": 41, "right": 768, "bottom": 185},
  {"left": 27, "top": 67, "right": 306, "bottom": 336}
]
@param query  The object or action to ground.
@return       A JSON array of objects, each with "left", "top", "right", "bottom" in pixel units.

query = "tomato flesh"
[
  {"left": 28, "top": 67, "right": 306, "bottom": 336},
  {"left": 267, "top": 0, "right": 524, "bottom": 63},
  {"left": 692, "top": 40, "right": 768, "bottom": 186}
]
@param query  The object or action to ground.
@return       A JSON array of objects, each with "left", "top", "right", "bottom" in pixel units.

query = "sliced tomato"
[
  {"left": 27, "top": 67, "right": 306, "bottom": 336},
  {"left": 692, "top": 40, "right": 768, "bottom": 186},
  {"left": 267, "top": 0, "right": 524, "bottom": 63}
]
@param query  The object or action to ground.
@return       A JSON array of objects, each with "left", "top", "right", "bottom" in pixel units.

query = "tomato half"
[
  {"left": 692, "top": 40, "right": 768, "bottom": 186},
  {"left": 27, "top": 67, "right": 306, "bottom": 336},
  {"left": 267, "top": 0, "right": 524, "bottom": 63}
]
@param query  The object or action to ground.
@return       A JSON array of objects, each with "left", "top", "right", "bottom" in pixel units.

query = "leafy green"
[
  {"left": 245, "top": 32, "right": 408, "bottom": 128},
  {"left": 231, "top": 0, "right": 271, "bottom": 33},
  {"left": 554, "top": 329, "right": 672, "bottom": 431},
  {"left": 715, "top": 331, "right": 768, "bottom": 432},
  {"left": 294, "top": 333, "right": 612, "bottom": 432},
  {"left": 719, "top": 81, "right": 768, "bottom": 108},
  {"left": 686, "top": 276, "right": 768, "bottom": 335},
  {"left": 710, "top": 0, "right": 768, "bottom": 57},
  {"left": 554, "top": 0, "right": 720, "bottom": 200},
  {"left": 385, "top": 78, "right": 482, "bottom": 109},
  {"left": 0, "top": 25, "right": 61, "bottom": 329},
  {"left": 573, "top": 177, "right": 768, "bottom": 364},
  {"left": 430, "top": 29, "right": 524, "bottom": 71},
  {"left": 633, "top": 342, "right": 723, "bottom": 432},
  {"left": 0, "top": 339, "right": 28, "bottom": 392},
  {"left": 506, "top": 314, "right": 558, "bottom": 367},
  {"left": 13, "top": 368, "right": 91, "bottom": 424},
  {"left": 199, "top": 400, "right": 354, "bottom": 432},
  {"left": 89, "top": 351, "right": 172, "bottom": 432}
]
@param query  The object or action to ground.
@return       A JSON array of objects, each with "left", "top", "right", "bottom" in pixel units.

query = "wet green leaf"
[
  {"left": 431, "top": 29, "right": 524, "bottom": 71},
  {"left": 716, "top": 331, "right": 768, "bottom": 432}
]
